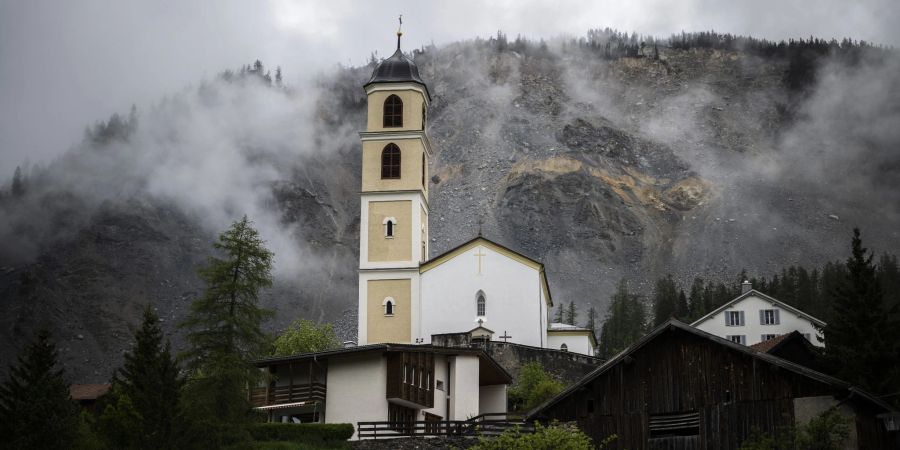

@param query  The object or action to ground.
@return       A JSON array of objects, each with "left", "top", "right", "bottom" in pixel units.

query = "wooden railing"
[
  {"left": 357, "top": 413, "right": 534, "bottom": 439},
  {"left": 249, "top": 382, "right": 326, "bottom": 407}
]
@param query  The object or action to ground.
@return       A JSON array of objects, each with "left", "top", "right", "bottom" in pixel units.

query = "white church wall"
[
  {"left": 478, "top": 384, "right": 507, "bottom": 415},
  {"left": 449, "top": 355, "right": 480, "bottom": 420},
  {"left": 694, "top": 294, "right": 824, "bottom": 347},
  {"left": 547, "top": 333, "right": 594, "bottom": 356},
  {"left": 324, "top": 353, "right": 388, "bottom": 438},
  {"left": 421, "top": 244, "right": 548, "bottom": 348},
  {"left": 421, "top": 355, "right": 449, "bottom": 420}
]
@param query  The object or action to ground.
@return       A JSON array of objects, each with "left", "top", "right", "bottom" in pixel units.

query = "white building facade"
[
  {"left": 691, "top": 283, "right": 826, "bottom": 348},
  {"left": 547, "top": 323, "right": 597, "bottom": 356}
]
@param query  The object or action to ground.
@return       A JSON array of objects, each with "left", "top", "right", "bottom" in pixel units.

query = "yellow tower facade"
[{"left": 357, "top": 39, "right": 431, "bottom": 345}]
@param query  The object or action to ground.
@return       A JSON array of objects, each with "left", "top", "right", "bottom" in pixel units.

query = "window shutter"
[
  {"left": 759, "top": 310, "right": 765, "bottom": 325},
  {"left": 741, "top": 336, "right": 746, "bottom": 345},
  {"left": 774, "top": 310, "right": 780, "bottom": 325},
  {"left": 725, "top": 313, "right": 731, "bottom": 326},
  {"left": 740, "top": 311, "right": 745, "bottom": 326}
]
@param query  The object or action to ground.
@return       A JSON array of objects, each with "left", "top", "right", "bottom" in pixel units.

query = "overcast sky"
[{"left": 1, "top": 0, "right": 898, "bottom": 171}]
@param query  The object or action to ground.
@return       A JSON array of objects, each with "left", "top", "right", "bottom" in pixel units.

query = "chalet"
[
  {"left": 252, "top": 343, "right": 511, "bottom": 439},
  {"left": 70, "top": 383, "right": 111, "bottom": 412},
  {"left": 692, "top": 282, "right": 826, "bottom": 347},
  {"left": 527, "top": 320, "right": 898, "bottom": 449}
]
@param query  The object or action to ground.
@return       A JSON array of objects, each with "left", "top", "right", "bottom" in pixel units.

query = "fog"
[{"left": 3, "top": 0, "right": 900, "bottom": 171}]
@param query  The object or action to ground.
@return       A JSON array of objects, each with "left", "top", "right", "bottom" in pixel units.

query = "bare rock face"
[{"left": 2, "top": 40, "right": 900, "bottom": 381}]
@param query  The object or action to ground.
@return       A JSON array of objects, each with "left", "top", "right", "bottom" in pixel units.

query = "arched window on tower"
[
  {"left": 383, "top": 217, "right": 396, "bottom": 238},
  {"left": 381, "top": 144, "right": 401, "bottom": 179},
  {"left": 383, "top": 95, "right": 403, "bottom": 127},
  {"left": 476, "top": 291, "right": 486, "bottom": 317},
  {"left": 383, "top": 297, "right": 395, "bottom": 316}
]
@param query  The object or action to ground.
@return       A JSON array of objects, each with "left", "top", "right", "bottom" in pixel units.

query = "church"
[
  {"left": 356, "top": 34, "right": 592, "bottom": 356},
  {"left": 250, "top": 32, "right": 596, "bottom": 434}
]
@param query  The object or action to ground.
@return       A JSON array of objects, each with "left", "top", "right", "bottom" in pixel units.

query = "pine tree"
[
  {"left": 585, "top": 306, "right": 598, "bottom": 333},
  {"left": 821, "top": 229, "right": 900, "bottom": 397},
  {"left": 180, "top": 215, "right": 274, "bottom": 424},
  {"left": 565, "top": 301, "right": 578, "bottom": 325},
  {"left": 651, "top": 275, "right": 678, "bottom": 326},
  {"left": 598, "top": 279, "right": 647, "bottom": 359},
  {"left": 100, "top": 306, "right": 185, "bottom": 449},
  {"left": 11, "top": 165, "right": 25, "bottom": 197},
  {"left": 553, "top": 304, "right": 564, "bottom": 323},
  {"left": 676, "top": 290, "right": 689, "bottom": 320},
  {"left": 688, "top": 277, "right": 705, "bottom": 320},
  {"left": 0, "top": 329, "right": 79, "bottom": 449},
  {"left": 275, "top": 66, "right": 283, "bottom": 87}
]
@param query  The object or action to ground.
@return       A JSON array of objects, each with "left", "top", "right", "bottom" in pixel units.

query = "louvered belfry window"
[
  {"left": 384, "top": 94, "right": 403, "bottom": 127},
  {"left": 381, "top": 144, "right": 401, "bottom": 179}
]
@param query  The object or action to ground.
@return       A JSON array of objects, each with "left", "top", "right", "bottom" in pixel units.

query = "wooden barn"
[{"left": 527, "top": 320, "right": 898, "bottom": 449}]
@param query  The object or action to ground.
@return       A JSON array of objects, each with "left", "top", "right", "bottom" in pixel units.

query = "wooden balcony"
[{"left": 249, "top": 382, "right": 327, "bottom": 407}]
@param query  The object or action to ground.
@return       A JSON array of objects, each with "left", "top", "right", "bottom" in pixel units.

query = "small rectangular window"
[
  {"left": 726, "top": 311, "right": 744, "bottom": 326},
  {"left": 649, "top": 411, "right": 699, "bottom": 438},
  {"left": 436, "top": 380, "right": 444, "bottom": 391},
  {"left": 761, "top": 334, "right": 778, "bottom": 341},
  {"left": 727, "top": 335, "right": 746, "bottom": 345}
]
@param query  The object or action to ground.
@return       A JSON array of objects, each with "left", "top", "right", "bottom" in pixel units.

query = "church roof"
[
  {"left": 364, "top": 48, "right": 431, "bottom": 100},
  {"left": 690, "top": 289, "right": 826, "bottom": 327},
  {"left": 420, "top": 236, "right": 553, "bottom": 307}
]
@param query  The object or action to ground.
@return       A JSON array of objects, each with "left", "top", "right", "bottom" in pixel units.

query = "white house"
[
  {"left": 691, "top": 282, "right": 826, "bottom": 348},
  {"left": 252, "top": 344, "right": 510, "bottom": 439},
  {"left": 547, "top": 323, "right": 597, "bottom": 356}
]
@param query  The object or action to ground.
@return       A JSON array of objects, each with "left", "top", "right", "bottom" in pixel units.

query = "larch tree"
[
  {"left": 180, "top": 215, "right": 274, "bottom": 424},
  {"left": 100, "top": 306, "right": 185, "bottom": 449},
  {"left": 0, "top": 329, "right": 79, "bottom": 449},
  {"left": 821, "top": 228, "right": 900, "bottom": 397}
]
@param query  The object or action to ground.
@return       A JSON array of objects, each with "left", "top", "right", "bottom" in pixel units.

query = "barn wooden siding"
[{"left": 538, "top": 330, "right": 892, "bottom": 449}]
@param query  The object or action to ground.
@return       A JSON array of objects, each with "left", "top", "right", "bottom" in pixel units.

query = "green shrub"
[
  {"left": 246, "top": 423, "right": 354, "bottom": 443},
  {"left": 470, "top": 421, "right": 609, "bottom": 450},
  {"left": 508, "top": 362, "right": 564, "bottom": 413}
]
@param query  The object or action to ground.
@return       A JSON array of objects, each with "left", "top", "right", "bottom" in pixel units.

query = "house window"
[
  {"left": 411, "top": 366, "right": 417, "bottom": 386},
  {"left": 760, "top": 309, "right": 780, "bottom": 325},
  {"left": 761, "top": 334, "right": 778, "bottom": 341},
  {"left": 426, "top": 372, "right": 431, "bottom": 390},
  {"left": 725, "top": 310, "right": 745, "bottom": 326},
  {"left": 383, "top": 95, "right": 402, "bottom": 127},
  {"left": 381, "top": 144, "right": 401, "bottom": 179},
  {"left": 383, "top": 297, "right": 395, "bottom": 316},
  {"left": 476, "top": 292, "right": 486, "bottom": 316},
  {"left": 436, "top": 380, "right": 444, "bottom": 391},
  {"left": 726, "top": 335, "right": 746, "bottom": 345},
  {"left": 403, "top": 364, "right": 408, "bottom": 383},
  {"left": 561, "top": 343, "right": 568, "bottom": 352}
]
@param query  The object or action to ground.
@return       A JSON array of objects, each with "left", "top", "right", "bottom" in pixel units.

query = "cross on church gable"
[{"left": 473, "top": 247, "right": 487, "bottom": 275}]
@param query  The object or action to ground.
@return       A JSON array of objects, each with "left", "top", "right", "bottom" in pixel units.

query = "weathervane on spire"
[{"left": 396, "top": 15, "right": 403, "bottom": 50}]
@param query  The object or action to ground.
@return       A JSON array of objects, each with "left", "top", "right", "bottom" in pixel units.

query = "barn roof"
[
  {"left": 70, "top": 383, "right": 111, "bottom": 401},
  {"left": 526, "top": 320, "right": 895, "bottom": 419}
]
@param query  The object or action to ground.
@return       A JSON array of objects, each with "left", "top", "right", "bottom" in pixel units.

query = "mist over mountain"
[{"left": 1, "top": 30, "right": 898, "bottom": 381}]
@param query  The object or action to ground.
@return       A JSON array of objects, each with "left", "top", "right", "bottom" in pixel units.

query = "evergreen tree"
[
  {"left": 274, "top": 66, "right": 283, "bottom": 87},
  {"left": 821, "top": 229, "right": 900, "bottom": 397},
  {"left": 598, "top": 279, "right": 647, "bottom": 359},
  {"left": 676, "top": 289, "right": 689, "bottom": 320},
  {"left": 553, "top": 304, "right": 564, "bottom": 323},
  {"left": 100, "top": 306, "right": 185, "bottom": 449},
  {"left": 0, "top": 329, "right": 79, "bottom": 449},
  {"left": 11, "top": 165, "right": 25, "bottom": 197},
  {"left": 565, "top": 301, "right": 578, "bottom": 325},
  {"left": 651, "top": 275, "right": 678, "bottom": 326},
  {"left": 180, "top": 215, "right": 274, "bottom": 424},
  {"left": 585, "top": 306, "right": 598, "bottom": 334},
  {"left": 688, "top": 277, "right": 705, "bottom": 320}
]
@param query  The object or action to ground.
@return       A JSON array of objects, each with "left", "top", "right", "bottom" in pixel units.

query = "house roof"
[
  {"left": 420, "top": 236, "right": 553, "bottom": 306},
  {"left": 526, "top": 319, "right": 895, "bottom": 420},
  {"left": 750, "top": 332, "right": 792, "bottom": 353},
  {"left": 70, "top": 383, "right": 111, "bottom": 401},
  {"left": 690, "top": 289, "right": 826, "bottom": 328},
  {"left": 254, "top": 343, "right": 512, "bottom": 385}
]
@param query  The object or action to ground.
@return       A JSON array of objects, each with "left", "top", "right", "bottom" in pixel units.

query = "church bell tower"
[{"left": 357, "top": 27, "right": 431, "bottom": 345}]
